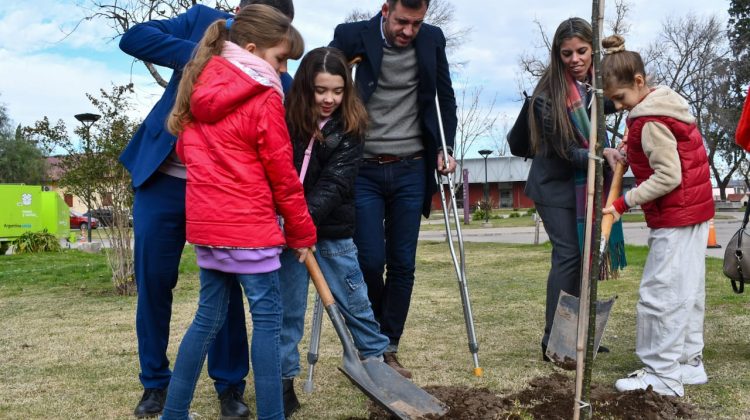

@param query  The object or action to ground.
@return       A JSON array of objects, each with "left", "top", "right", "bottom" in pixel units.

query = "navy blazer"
[
  {"left": 119, "top": 5, "right": 292, "bottom": 188},
  {"left": 330, "top": 13, "right": 457, "bottom": 217}
]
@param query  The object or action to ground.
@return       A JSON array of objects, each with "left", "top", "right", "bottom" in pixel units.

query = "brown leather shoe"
[{"left": 383, "top": 352, "right": 412, "bottom": 379}]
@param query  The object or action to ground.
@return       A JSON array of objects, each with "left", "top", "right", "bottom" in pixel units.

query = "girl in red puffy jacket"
[
  {"left": 163, "top": 5, "right": 315, "bottom": 420},
  {"left": 601, "top": 35, "right": 713, "bottom": 399}
]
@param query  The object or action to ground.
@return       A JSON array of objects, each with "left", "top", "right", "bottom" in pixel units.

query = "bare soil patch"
[{"left": 347, "top": 373, "right": 697, "bottom": 419}]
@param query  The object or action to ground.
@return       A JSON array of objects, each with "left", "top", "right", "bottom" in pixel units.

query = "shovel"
[
  {"left": 545, "top": 143, "right": 626, "bottom": 370},
  {"left": 304, "top": 253, "right": 448, "bottom": 419}
]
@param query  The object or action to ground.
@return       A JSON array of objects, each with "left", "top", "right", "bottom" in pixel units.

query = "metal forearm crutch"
[
  {"left": 303, "top": 56, "right": 363, "bottom": 393},
  {"left": 303, "top": 293, "right": 324, "bottom": 393},
  {"left": 434, "top": 94, "right": 482, "bottom": 377}
]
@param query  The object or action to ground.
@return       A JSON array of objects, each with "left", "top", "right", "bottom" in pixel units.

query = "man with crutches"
[{"left": 329, "top": 0, "right": 458, "bottom": 374}]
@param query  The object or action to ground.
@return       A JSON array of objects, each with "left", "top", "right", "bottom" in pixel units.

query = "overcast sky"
[{"left": 0, "top": 0, "right": 730, "bottom": 152}]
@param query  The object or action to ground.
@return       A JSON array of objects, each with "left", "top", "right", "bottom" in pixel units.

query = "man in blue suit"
[
  {"left": 119, "top": 1, "right": 294, "bottom": 417},
  {"left": 329, "top": 0, "right": 457, "bottom": 377}
]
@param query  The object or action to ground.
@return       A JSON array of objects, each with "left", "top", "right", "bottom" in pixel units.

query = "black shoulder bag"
[
  {"left": 507, "top": 91, "right": 533, "bottom": 158},
  {"left": 723, "top": 204, "right": 750, "bottom": 293}
]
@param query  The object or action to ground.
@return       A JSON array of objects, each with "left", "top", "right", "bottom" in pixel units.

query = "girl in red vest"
[
  {"left": 164, "top": 5, "right": 316, "bottom": 419},
  {"left": 601, "top": 35, "right": 714, "bottom": 398}
]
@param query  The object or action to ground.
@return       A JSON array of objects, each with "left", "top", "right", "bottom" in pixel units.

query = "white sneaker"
[
  {"left": 615, "top": 369, "right": 683, "bottom": 397},
  {"left": 681, "top": 362, "right": 708, "bottom": 385}
]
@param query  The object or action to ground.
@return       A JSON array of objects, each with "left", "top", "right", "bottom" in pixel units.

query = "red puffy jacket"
[
  {"left": 737, "top": 87, "right": 750, "bottom": 151},
  {"left": 627, "top": 115, "right": 714, "bottom": 229},
  {"left": 176, "top": 56, "right": 316, "bottom": 249}
]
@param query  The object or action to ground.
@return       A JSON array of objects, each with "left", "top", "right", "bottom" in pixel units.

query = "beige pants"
[{"left": 636, "top": 222, "right": 708, "bottom": 395}]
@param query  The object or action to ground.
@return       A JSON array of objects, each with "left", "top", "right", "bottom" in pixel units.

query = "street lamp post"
[
  {"left": 478, "top": 149, "right": 492, "bottom": 224},
  {"left": 75, "top": 113, "right": 101, "bottom": 243}
]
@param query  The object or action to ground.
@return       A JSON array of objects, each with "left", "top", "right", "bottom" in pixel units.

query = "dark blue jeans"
[
  {"left": 133, "top": 172, "right": 249, "bottom": 394},
  {"left": 278, "top": 238, "right": 389, "bottom": 378},
  {"left": 353, "top": 158, "right": 425, "bottom": 348},
  {"left": 162, "top": 269, "right": 283, "bottom": 420}
]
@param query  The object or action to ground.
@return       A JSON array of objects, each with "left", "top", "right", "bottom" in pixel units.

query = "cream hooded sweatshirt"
[{"left": 624, "top": 85, "right": 696, "bottom": 208}]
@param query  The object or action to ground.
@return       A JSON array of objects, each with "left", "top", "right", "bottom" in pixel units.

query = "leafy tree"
[
  {"left": 0, "top": 99, "right": 46, "bottom": 184},
  {"left": 24, "top": 84, "right": 138, "bottom": 295},
  {"left": 728, "top": 0, "right": 750, "bottom": 87}
]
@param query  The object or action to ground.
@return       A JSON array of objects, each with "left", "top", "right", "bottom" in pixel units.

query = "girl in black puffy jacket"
[{"left": 276, "top": 47, "right": 405, "bottom": 417}]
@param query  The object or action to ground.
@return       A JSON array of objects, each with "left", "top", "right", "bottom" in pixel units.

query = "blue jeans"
[
  {"left": 279, "top": 238, "right": 389, "bottom": 378},
  {"left": 133, "top": 172, "right": 248, "bottom": 394},
  {"left": 162, "top": 268, "right": 284, "bottom": 420},
  {"left": 353, "top": 158, "right": 425, "bottom": 348}
]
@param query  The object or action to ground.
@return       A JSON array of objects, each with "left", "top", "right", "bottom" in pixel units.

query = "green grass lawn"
[{"left": 1, "top": 242, "right": 749, "bottom": 419}]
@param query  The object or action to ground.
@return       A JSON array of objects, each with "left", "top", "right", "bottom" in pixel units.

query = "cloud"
[
  {"left": 0, "top": 0, "right": 732, "bottom": 147},
  {"left": 0, "top": 0, "right": 115, "bottom": 54},
  {"left": 0, "top": 49, "right": 161, "bottom": 132}
]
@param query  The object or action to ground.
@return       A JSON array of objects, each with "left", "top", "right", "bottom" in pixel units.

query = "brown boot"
[{"left": 383, "top": 352, "right": 412, "bottom": 379}]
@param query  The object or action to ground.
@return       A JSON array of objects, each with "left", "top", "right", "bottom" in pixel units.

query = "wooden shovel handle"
[
  {"left": 601, "top": 161, "right": 627, "bottom": 240},
  {"left": 305, "top": 253, "right": 335, "bottom": 307},
  {"left": 348, "top": 55, "right": 363, "bottom": 68}
]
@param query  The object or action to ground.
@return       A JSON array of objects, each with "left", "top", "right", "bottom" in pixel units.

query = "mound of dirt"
[{"left": 347, "top": 373, "right": 697, "bottom": 419}]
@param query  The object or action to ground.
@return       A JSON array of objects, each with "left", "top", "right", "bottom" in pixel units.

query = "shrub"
[
  {"left": 472, "top": 200, "right": 494, "bottom": 221},
  {"left": 11, "top": 230, "right": 62, "bottom": 254}
]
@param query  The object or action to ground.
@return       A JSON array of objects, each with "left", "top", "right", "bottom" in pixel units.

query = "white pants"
[{"left": 636, "top": 222, "right": 708, "bottom": 394}]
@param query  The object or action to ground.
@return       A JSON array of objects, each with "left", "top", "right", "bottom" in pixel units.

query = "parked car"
[
  {"left": 85, "top": 208, "right": 133, "bottom": 227},
  {"left": 70, "top": 210, "right": 99, "bottom": 230}
]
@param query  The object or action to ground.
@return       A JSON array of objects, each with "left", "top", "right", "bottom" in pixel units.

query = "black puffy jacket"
[{"left": 291, "top": 115, "right": 364, "bottom": 239}]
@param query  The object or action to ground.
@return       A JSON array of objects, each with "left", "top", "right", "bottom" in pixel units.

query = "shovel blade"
[
  {"left": 337, "top": 356, "right": 447, "bottom": 419},
  {"left": 546, "top": 291, "right": 615, "bottom": 370},
  {"left": 323, "top": 302, "right": 446, "bottom": 419}
]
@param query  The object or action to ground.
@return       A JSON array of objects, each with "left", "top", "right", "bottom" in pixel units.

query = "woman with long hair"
[{"left": 525, "top": 17, "right": 626, "bottom": 362}]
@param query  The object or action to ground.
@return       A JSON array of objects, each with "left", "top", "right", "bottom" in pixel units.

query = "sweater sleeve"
[
  {"left": 256, "top": 97, "right": 317, "bottom": 249},
  {"left": 624, "top": 121, "right": 681, "bottom": 206}
]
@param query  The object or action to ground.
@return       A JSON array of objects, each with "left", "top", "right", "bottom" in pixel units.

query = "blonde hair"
[
  {"left": 168, "top": 4, "right": 303, "bottom": 134},
  {"left": 600, "top": 35, "right": 647, "bottom": 90}
]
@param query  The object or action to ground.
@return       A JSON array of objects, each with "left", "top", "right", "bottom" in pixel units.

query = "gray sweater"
[{"left": 363, "top": 45, "right": 424, "bottom": 158}]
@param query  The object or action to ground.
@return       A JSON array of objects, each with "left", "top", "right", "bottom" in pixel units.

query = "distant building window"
[{"left": 64, "top": 193, "right": 73, "bottom": 207}]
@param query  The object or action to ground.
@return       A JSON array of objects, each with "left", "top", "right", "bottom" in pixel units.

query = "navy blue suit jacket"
[
  {"left": 119, "top": 5, "right": 292, "bottom": 188},
  {"left": 330, "top": 13, "right": 457, "bottom": 216}
]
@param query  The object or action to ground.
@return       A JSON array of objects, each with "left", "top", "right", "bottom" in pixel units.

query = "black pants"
[{"left": 536, "top": 203, "right": 581, "bottom": 346}]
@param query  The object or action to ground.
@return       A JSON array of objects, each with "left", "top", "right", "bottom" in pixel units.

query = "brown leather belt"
[{"left": 362, "top": 151, "right": 424, "bottom": 165}]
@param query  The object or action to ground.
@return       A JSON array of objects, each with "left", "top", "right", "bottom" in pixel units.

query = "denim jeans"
[
  {"left": 133, "top": 172, "right": 248, "bottom": 394},
  {"left": 162, "top": 268, "right": 284, "bottom": 420},
  {"left": 352, "top": 158, "right": 425, "bottom": 348},
  {"left": 279, "top": 238, "right": 389, "bottom": 378}
]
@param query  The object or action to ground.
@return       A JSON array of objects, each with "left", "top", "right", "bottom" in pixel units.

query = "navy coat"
[
  {"left": 330, "top": 12, "right": 457, "bottom": 217},
  {"left": 119, "top": 5, "right": 292, "bottom": 188}
]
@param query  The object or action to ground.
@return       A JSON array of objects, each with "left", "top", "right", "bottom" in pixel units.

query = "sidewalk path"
[{"left": 419, "top": 215, "right": 742, "bottom": 259}]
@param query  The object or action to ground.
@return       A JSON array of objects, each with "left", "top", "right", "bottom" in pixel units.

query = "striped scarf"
[{"left": 567, "top": 73, "right": 627, "bottom": 278}]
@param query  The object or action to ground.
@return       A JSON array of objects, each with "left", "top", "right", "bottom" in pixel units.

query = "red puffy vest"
[{"left": 627, "top": 116, "right": 714, "bottom": 228}]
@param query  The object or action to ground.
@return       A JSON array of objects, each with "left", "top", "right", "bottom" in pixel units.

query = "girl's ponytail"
[
  {"left": 168, "top": 19, "right": 228, "bottom": 135},
  {"left": 168, "top": 5, "right": 301, "bottom": 135}
]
